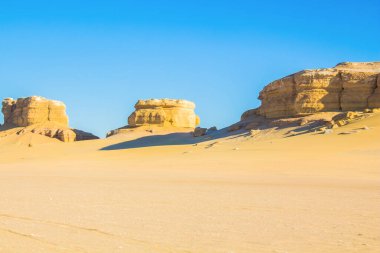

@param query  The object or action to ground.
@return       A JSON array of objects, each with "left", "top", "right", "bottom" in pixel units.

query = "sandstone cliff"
[
  {"left": 226, "top": 62, "right": 380, "bottom": 136},
  {"left": 128, "top": 99, "right": 200, "bottom": 128},
  {"left": 1, "top": 96, "right": 98, "bottom": 142},
  {"left": 368, "top": 70, "right": 380, "bottom": 108},
  {"left": 257, "top": 62, "right": 380, "bottom": 118}
]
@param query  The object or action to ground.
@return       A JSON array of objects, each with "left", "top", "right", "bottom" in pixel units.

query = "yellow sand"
[{"left": 0, "top": 114, "right": 379, "bottom": 253}]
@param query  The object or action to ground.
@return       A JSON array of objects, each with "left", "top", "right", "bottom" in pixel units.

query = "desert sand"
[{"left": 0, "top": 113, "right": 379, "bottom": 253}]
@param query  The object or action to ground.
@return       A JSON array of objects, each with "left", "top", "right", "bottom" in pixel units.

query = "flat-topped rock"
[
  {"left": 128, "top": 99, "right": 200, "bottom": 128},
  {"left": 133, "top": 99, "right": 196, "bottom": 110},
  {"left": 2, "top": 96, "right": 69, "bottom": 127},
  {"left": 334, "top": 62, "right": 380, "bottom": 71},
  {"left": 1, "top": 96, "right": 98, "bottom": 142},
  {"left": 257, "top": 62, "right": 380, "bottom": 118}
]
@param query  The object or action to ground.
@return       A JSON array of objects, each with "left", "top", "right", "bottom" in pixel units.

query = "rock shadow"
[
  {"left": 100, "top": 132, "right": 198, "bottom": 150},
  {"left": 100, "top": 128, "right": 245, "bottom": 151}
]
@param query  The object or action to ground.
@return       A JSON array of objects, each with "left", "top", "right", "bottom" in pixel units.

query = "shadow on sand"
[
  {"left": 99, "top": 112, "right": 335, "bottom": 151},
  {"left": 101, "top": 132, "right": 199, "bottom": 150},
  {"left": 100, "top": 129, "right": 247, "bottom": 151}
]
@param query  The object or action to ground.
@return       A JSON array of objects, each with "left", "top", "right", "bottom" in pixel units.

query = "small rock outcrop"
[
  {"left": 128, "top": 99, "right": 200, "bottom": 128},
  {"left": 193, "top": 127, "right": 207, "bottom": 137},
  {"left": 207, "top": 126, "right": 217, "bottom": 133},
  {"left": 1, "top": 96, "right": 98, "bottom": 142},
  {"left": 257, "top": 62, "right": 380, "bottom": 118}
]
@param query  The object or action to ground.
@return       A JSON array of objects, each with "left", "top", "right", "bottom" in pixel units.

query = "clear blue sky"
[{"left": 1, "top": 0, "right": 379, "bottom": 136}]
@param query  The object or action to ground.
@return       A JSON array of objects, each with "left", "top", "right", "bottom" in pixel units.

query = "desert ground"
[{"left": 0, "top": 114, "right": 379, "bottom": 253}]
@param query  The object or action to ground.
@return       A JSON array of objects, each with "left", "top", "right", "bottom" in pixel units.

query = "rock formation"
[
  {"left": 107, "top": 99, "right": 200, "bottom": 137},
  {"left": 1, "top": 96, "right": 98, "bottom": 142},
  {"left": 128, "top": 99, "right": 200, "bottom": 128},
  {"left": 226, "top": 62, "right": 380, "bottom": 135},
  {"left": 257, "top": 62, "right": 380, "bottom": 118},
  {"left": 368, "top": 71, "right": 380, "bottom": 108},
  {"left": 2, "top": 96, "right": 69, "bottom": 127},
  {"left": 193, "top": 127, "right": 207, "bottom": 137}
]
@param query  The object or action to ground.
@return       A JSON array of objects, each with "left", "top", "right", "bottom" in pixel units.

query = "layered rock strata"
[
  {"left": 258, "top": 62, "right": 380, "bottom": 118},
  {"left": 2, "top": 96, "right": 69, "bottom": 127},
  {"left": 368, "top": 70, "right": 380, "bottom": 108},
  {"left": 128, "top": 99, "right": 200, "bottom": 128},
  {"left": 1, "top": 96, "right": 98, "bottom": 142}
]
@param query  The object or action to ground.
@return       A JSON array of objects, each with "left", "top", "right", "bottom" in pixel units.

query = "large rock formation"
[
  {"left": 2, "top": 96, "right": 69, "bottom": 127},
  {"left": 257, "top": 62, "right": 380, "bottom": 118},
  {"left": 1, "top": 96, "right": 98, "bottom": 142},
  {"left": 128, "top": 99, "right": 200, "bottom": 128},
  {"left": 107, "top": 99, "right": 200, "bottom": 137}
]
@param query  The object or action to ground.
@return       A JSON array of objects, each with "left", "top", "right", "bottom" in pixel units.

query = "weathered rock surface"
[
  {"left": 1, "top": 96, "right": 98, "bottom": 142},
  {"left": 72, "top": 129, "right": 99, "bottom": 141},
  {"left": 128, "top": 99, "right": 200, "bottom": 128},
  {"left": 207, "top": 126, "right": 217, "bottom": 133},
  {"left": 368, "top": 71, "right": 380, "bottom": 108},
  {"left": 257, "top": 62, "right": 380, "bottom": 118},
  {"left": 2, "top": 96, "right": 69, "bottom": 127},
  {"left": 193, "top": 127, "right": 207, "bottom": 137},
  {"left": 16, "top": 123, "right": 76, "bottom": 142}
]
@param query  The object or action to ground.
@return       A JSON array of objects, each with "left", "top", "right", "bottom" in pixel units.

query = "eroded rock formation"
[
  {"left": 257, "top": 62, "right": 380, "bottom": 118},
  {"left": 1, "top": 96, "right": 98, "bottom": 142},
  {"left": 2, "top": 96, "right": 69, "bottom": 127},
  {"left": 106, "top": 99, "right": 200, "bottom": 137},
  {"left": 368, "top": 71, "right": 380, "bottom": 108},
  {"left": 193, "top": 127, "right": 207, "bottom": 137},
  {"left": 128, "top": 99, "right": 200, "bottom": 128},
  {"left": 226, "top": 62, "right": 380, "bottom": 136}
]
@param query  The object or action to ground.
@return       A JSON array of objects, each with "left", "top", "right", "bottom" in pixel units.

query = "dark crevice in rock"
[
  {"left": 291, "top": 74, "right": 297, "bottom": 115},
  {"left": 47, "top": 104, "right": 51, "bottom": 122},
  {"left": 368, "top": 74, "right": 379, "bottom": 108},
  {"left": 337, "top": 72, "right": 344, "bottom": 111}
]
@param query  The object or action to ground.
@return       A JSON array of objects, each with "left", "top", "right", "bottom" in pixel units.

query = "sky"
[{"left": 1, "top": 0, "right": 379, "bottom": 137}]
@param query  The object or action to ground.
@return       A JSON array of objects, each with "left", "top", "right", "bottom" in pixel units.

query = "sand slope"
[{"left": 0, "top": 114, "right": 379, "bottom": 252}]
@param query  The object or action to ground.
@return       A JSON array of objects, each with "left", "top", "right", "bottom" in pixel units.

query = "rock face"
[
  {"left": 193, "top": 127, "right": 207, "bottom": 137},
  {"left": 257, "top": 62, "right": 380, "bottom": 118},
  {"left": 2, "top": 96, "right": 69, "bottom": 127},
  {"left": 16, "top": 123, "right": 76, "bottom": 142},
  {"left": 368, "top": 71, "right": 380, "bottom": 108},
  {"left": 1, "top": 96, "right": 98, "bottom": 142},
  {"left": 128, "top": 99, "right": 200, "bottom": 128}
]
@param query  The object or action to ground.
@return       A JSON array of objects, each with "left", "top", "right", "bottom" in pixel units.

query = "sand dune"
[{"left": 0, "top": 113, "right": 379, "bottom": 252}]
